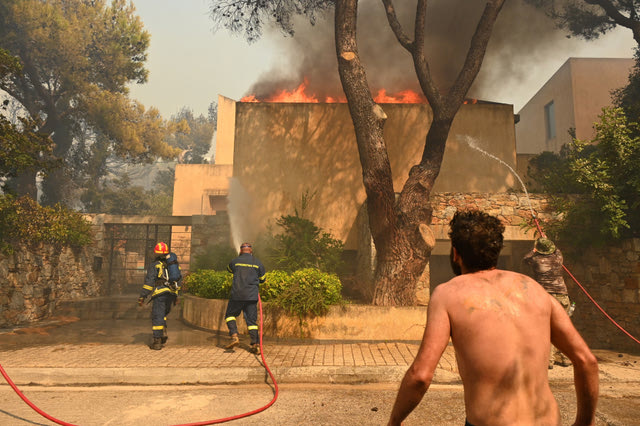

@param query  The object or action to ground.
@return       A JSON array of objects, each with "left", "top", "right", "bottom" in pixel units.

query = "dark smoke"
[{"left": 244, "top": 0, "right": 591, "bottom": 103}]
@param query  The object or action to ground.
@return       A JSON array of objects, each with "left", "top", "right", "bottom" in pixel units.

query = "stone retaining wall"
[
  {"left": 564, "top": 239, "right": 640, "bottom": 353},
  {"left": 0, "top": 244, "right": 104, "bottom": 327},
  {"left": 181, "top": 295, "right": 426, "bottom": 341}
]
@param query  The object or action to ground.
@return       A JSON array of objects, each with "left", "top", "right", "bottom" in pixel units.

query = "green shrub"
[
  {"left": 269, "top": 215, "right": 345, "bottom": 273},
  {"left": 184, "top": 268, "right": 343, "bottom": 321},
  {"left": 0, "top": 195, "right": 92, "bottom": 254},
  {"left": 183, "top": 270, "right": 232, "bottom": 299},
  {"left": 261, "top": 270, "right": 290, "bottom": 302}
]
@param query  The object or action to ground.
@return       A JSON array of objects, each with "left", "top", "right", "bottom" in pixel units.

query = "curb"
[{"left": 2, "top": 365, "right": 462, "bottom": 387}]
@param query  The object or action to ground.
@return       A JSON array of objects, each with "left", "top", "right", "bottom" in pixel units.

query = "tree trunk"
[
  {"left": 337, "top": 0, "right": 504, "bottom": 305},
  {"left": 40, "top": 120, "right": 74, "bottom": 206}
]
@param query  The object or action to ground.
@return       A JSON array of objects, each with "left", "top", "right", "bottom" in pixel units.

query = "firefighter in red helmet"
[{"left": 138, "top": 242, "right": 181, "bottom": 350}]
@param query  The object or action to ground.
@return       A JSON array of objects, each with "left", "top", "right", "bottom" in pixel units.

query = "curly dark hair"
[{"left": 448, "top": 210, "right": 505, "bottom": 272}]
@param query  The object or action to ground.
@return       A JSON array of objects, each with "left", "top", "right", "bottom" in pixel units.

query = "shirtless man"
[{"left": 388, "top": 210, "right": 599, "bottom": 426}]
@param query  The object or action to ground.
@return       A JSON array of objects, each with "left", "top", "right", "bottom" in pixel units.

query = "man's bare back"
[
  {"left": 388, "top": 210, "right": 598, "bottom": 426},
  {"left": 440, "top": 269, "right": 560, "bottom": 425}
]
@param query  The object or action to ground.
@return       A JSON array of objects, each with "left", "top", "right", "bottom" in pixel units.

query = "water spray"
[
  {"left": 227, "top": 177, "right": 252, "bottom": 249},
  {"left": 462, "top": 135, "right": 537, "bottom": 219}
]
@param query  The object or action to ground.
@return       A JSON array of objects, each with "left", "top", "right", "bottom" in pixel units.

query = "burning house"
[{"left": 173, "top": 86, "right": 535, "bottom": 299}]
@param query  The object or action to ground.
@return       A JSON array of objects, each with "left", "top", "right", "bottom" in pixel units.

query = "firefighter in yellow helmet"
[{"left": 138, "top": 242, "right": 181, "bottom": 350}]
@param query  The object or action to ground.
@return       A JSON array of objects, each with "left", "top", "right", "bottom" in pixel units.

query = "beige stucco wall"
[
  {"left": 572, "top": 58, "right": 633, "bottom": 140},
  {"left": 516, "top": 57, "right": 633, "bottom": 154},
  {"left": 214, "top": 95, "right": 236, "bottom": 165},
  {"left": 172, "top": 164, "right": 233, "bottom": 216},
  {"left": 229, "top": 101, "right": 516, "bottom": 249}
]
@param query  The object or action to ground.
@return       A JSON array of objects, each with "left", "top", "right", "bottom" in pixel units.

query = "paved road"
[
  {"left": 1, "top": 382, "right": 640, "bottom": 426},
  {"left": 1, "top": 317, "right": 639, "bottom": 425}
]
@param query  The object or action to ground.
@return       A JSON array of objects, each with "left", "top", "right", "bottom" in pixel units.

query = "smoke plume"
[{"left": 244, "top": 0, "right": 602, "bottom": 104}]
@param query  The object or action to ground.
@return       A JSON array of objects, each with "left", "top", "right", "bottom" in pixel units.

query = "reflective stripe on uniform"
[
  {"left": 151, "top": 287, "right": 176, "bottom": 297},
  {"left": 155, "top": 263, "right": 164, "bottom": 278},
  {"left": 225, "top": 316, "right": 236, "bottom": 322},
  {"left": 248, "top": 325, "right": 259, "bottom": 330},
  {"left": 152, "top": 325, "right": 164, "bottom": 330},
  {"left": 143, "top": 285, "right": 153, "bottom": 291},
  {"left": 236, "top": 263, "right": 260, "bottom": 269}
]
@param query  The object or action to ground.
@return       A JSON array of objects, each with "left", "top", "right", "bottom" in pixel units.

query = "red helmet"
[{"left": 154, "top": 242, "right": 169, "bottom": 254}]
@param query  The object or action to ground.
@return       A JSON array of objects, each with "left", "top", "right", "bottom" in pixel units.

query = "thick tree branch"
[
  {"left": 381, "top": 0, "right": 413, "bottom": 49},
  {"left": 588, "top": 0, "right": 640, "bottom": 42},
  {"left": 449, "top": 0, "right": 505, "bottom": 107}
]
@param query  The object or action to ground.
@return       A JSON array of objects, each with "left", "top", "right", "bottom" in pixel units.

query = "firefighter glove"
[{"left": 137, "top": 297, "right": 145, "bottom": 307}]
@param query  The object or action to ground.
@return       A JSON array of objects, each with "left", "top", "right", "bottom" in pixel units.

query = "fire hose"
[
  {"left": 532, "top": 216, "right": 640, "bottom": 346},
  {"left": 0, "top": 295, "right": 279, "bottom": 425}
]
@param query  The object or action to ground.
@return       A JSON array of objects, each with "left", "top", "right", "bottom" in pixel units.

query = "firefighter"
[
  {"left": 224, "top": 242, "right": 266, "bottom": 354},
  {"left": 523, "top": 237, "right": 572, "bottom": 368},
  {"left": 138, "top": 242, "right": 179, "bottom": 350}
]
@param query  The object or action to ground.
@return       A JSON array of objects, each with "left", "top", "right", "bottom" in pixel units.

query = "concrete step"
[{"left": 56, "top": 295, "right": 155, "bottom": 320}]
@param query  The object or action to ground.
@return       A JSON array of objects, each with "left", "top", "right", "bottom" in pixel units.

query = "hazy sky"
[{"left": 128, "top": 0, "right": 637, "bottom": 118}]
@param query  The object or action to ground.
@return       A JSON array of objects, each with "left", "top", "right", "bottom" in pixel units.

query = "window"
[{"left": 544, "top": 101, "right": 556, "bottom": 140}]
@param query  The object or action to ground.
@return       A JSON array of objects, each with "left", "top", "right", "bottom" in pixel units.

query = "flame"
[
  {"left": 373, "top": 89, "right": 426, "bottom": 103},
  {"left": 240, "top": 79, "right": 429, "bottom": 104},
  {"left": 239, "top": 80, "right": 484, "bottom": 105}
]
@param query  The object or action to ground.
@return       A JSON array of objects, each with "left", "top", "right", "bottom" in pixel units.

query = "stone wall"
[
  {"left": 429, "top": 192, "right": 554, "bottom": 226},
  {"left": 564, "top": 239, "right": 640, "bottom": 353},
  {"left": 0, "top": 244, "right": 104, "bottom": 327}
]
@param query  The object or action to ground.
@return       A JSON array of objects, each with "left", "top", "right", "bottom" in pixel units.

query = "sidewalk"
[{"left": 0, "top": 317, "right": 638, "bottom": 387}]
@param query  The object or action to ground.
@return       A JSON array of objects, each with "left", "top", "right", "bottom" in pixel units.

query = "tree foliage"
[
  {"left": 529, "top": 107, "right": 640, "bottom": 245},
  {"left": 525, "top": 0, "right": 640, "bottom": 44},
  {"left": 0, "top": 0, "right": 182, "bottom": 204},
  {"left": 1, "top": 48, "right": 60, "bottom": 193},
  {"left": 0, "top": 194, "right": 92, "bottom": 254},
  {"left": 209, "top": 0, "right": 505, "bottom": 305},
  {"left": 166, "top": 104, "right": 217, "bottom": 164},
  {"left": 613, "top": 49, "right": 640, "bottom": 124},
  {"left": 81, "top": 172, "right": 173, "bottom": 215},
  {"left": 209, "top": 0, "right": 334, "bottom": 42}
]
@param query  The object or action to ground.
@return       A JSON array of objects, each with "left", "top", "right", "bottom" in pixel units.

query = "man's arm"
[
  {"left": 549, "top": 296, "right": 599, "bottom": 426},
  {"left": 388, "top": 286, "right": 451, "bottom": 426}
]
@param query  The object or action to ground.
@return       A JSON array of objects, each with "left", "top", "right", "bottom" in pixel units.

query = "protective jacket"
[
  {"left": 227, "top": 253, "right": 266, "bottom": 301},
  {"left": 140, "top": 255, "right": 180, "bottom": 300}
]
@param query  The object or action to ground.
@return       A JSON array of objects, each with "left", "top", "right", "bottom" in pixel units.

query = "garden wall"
[
  {"left": 181, "top": 295, "right": 426, "bottom": 341},
  {"left": 565, "top": 238, "right": 640, "bottom": 354},
  {"left": 0, "top": 243, "right": 104, "bottom": 327}
]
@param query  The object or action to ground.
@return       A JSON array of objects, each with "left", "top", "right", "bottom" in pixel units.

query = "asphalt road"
[{"left": 1, "top": 382, "right": 639, "bottom": 426}]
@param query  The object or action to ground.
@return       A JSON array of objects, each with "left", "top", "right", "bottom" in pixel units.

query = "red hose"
[
  {"left": 0, "top": 362, "right": 77, "bottom": 426},
  {"left": 533, "top": 217, "right": 640, "bottom": 345},
  {"left": 171, "top": 296, "right": 279, "bottom": 425},
  {"left": 0, "top": 295, "right": 279, "bottom": 425}
]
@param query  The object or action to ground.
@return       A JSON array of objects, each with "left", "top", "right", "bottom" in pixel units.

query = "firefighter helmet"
[
  {"left": 534, "top": 237, "right": 556, "bottom": 255},
  {"left": 154, "top": 242, "right": 169, "bottom": 254}
]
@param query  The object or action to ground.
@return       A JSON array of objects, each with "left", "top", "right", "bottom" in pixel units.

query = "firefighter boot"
[
  {"left": 225, "top": 333, "right": 239, "bottom": 349},
  {"left": 151, "top": 337, "right": 163, "bottom": 350},
  {"left": 250, "top": 343, "right": 261, "bottom": 355}
]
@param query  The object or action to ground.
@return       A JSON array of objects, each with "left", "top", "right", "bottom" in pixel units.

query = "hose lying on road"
[{"left": 0, "top": 295, "right": 279, "bottom": 425}]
